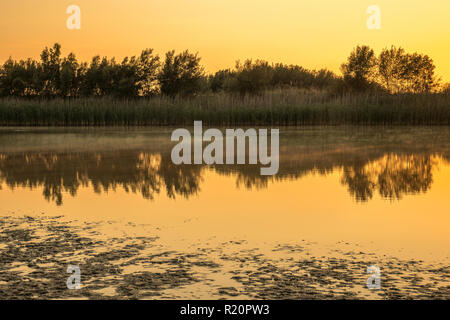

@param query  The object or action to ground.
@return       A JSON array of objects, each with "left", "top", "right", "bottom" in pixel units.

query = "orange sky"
[{"left": 1, "top": 0, "right": 449, "bottom": 81}]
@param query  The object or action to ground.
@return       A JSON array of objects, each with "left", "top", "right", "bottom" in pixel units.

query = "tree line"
[
  {"left": 0, "top": 43, "right": 444, "bottom": 99},
  {"left": 341, "top": 45, "right": 441, "bottom": 93}
]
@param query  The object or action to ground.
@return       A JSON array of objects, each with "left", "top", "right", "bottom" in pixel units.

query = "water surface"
[{"left": 0, "top": 127, "right": 449, "bottom": 299}]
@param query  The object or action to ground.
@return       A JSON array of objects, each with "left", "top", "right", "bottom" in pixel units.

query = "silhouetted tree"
[
  {"left": 158, "top": 50, "right": 204, "bottom": 97},
  {"left": 0, "top": 58, "right": 42, "bottom": 97},
  {"left": 209, "top": 61, "right": 342, "bottom": 95},
  {"left": 271, "top": 63, "right": 314, "bottom": 88},
  {"left": 341, "top": 45, "right": 378, "bottom": 92},
  {"left": 234, "top": 59, "right": 273, "bottom": 95},
  {"left": 208, "top": 69, "right": 235, "bottom": 93},
  {"left": 40, "top": 43, "right": 62, "bottom": 97},
  {"left": 402, "top": 52, "right": 438, "bottom": 93},
  {"left": 0, "top": 43, "right": 444, "bottom": 98},
  {"left": 378, "top": 46, "right": 406, "bottom": 93},
  {"left": 137, "top": 49, "right": 160, "bottom": 96},
  {"left": 60, "top": 53, "right": 80, "bottom": 97},
  {"left": 378, "top": 46, "right": 439, "bottom": 93},
  {"left": 311, "top": 69, "right": 342, "bottom": 91}
]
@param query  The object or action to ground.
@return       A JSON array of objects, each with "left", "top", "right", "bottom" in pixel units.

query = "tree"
[
  {"left": 0, "top": 58, "right": 42, "bottom": 97},
  {"left": 116, "top": 56, "right": 140, "bottom": 97},
  {"left": 209, "top": 69, "right": 234, "bottom": 93},
  {"left": 60, "top": 53, "right": 80, "bottom": 97},
  {"left": 340, "top": 45, "right": 378, "bottom": 92},
  {"left": 137, "top": 49, "right": 160, "bottom": 96},
  {"left": 234, "top": 59, "right": 273, "bottom": 95},
  {"left": 378, "top": 46, "right": 407, "bottom": 93},
  {"left": 81, "top": 56, "right": 117, "bottom": 96},
  {"left": 0, "top": 58, "right": 20, "bottom": 96},
  {"left": 403, "top": 53, "right": 438, "bottom": 93},
  {"left": 0, "top": 43, "right": 443, "bottom": 98},
  {"left": 378, "top": 46, "right": 439, "bottom": 93},
  {"left": 271, "top": 63, "right": 314, "bottom": 89},
  {"left": 158, "top": 50, "right": 204, "bottom": 97},
  {"left": 40, "top": 43, "right": 62, "bottom": 96}
]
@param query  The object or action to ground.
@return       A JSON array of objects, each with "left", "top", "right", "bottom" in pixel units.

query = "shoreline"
[{"left": 0, "top": 214, "right": 448, "bottom": 300}]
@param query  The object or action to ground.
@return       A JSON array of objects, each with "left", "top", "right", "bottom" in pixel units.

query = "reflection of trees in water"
[
  {"left": 0, "top": 151, "right": 202, "bottom": 205},
  {"left": 214, "top": 154, "right": 440, "bottom": 202},
  {"left": 1, "top": 153, "right": 88, "bottom": 205},
  {"left": 215, "top": 165, "right": 335, "bottom": 190},
  {"left": 137, "top": 153, "right": 203, "bottom": 199},
  {"left": 0, "top": 151, "right": 447, "bottom": 204},
  {"left": 341, "top": 154, "right": 436, "bottom": 201}
]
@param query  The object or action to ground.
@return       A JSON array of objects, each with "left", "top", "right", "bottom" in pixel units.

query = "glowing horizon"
[{"left": 1, "top": 0, "right": 449, "bottom": 81}]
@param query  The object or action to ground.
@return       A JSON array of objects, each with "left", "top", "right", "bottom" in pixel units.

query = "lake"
[{"left": 0, "top": 126, "right": 449, "bottom": 299}]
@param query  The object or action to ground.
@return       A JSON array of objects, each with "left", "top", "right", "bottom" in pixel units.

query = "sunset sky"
[{"left": 1, "top": 0, "right": 449, "bottom": 81}]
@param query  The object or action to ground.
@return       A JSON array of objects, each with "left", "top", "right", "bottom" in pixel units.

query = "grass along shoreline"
[{"left": 0, "top": 90, "right": 449, "bottom": 126}]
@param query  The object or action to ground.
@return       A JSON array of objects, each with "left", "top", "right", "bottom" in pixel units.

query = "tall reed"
[{"left": 0, "top": 89, "right": 449, "bottom": 126}]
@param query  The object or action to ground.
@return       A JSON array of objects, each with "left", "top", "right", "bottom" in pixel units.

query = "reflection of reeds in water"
[{"left": 0, "top": 149, "right": 447, "bottom": 205}]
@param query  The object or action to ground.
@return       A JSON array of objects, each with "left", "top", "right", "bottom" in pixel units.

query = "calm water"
[{"left": 0, "top": 127, "right": 449, "bottom": 299}]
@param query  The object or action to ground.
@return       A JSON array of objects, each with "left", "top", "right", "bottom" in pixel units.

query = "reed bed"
[{"left": 0, "top": 89, "right": 449, "bottom": 126}]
